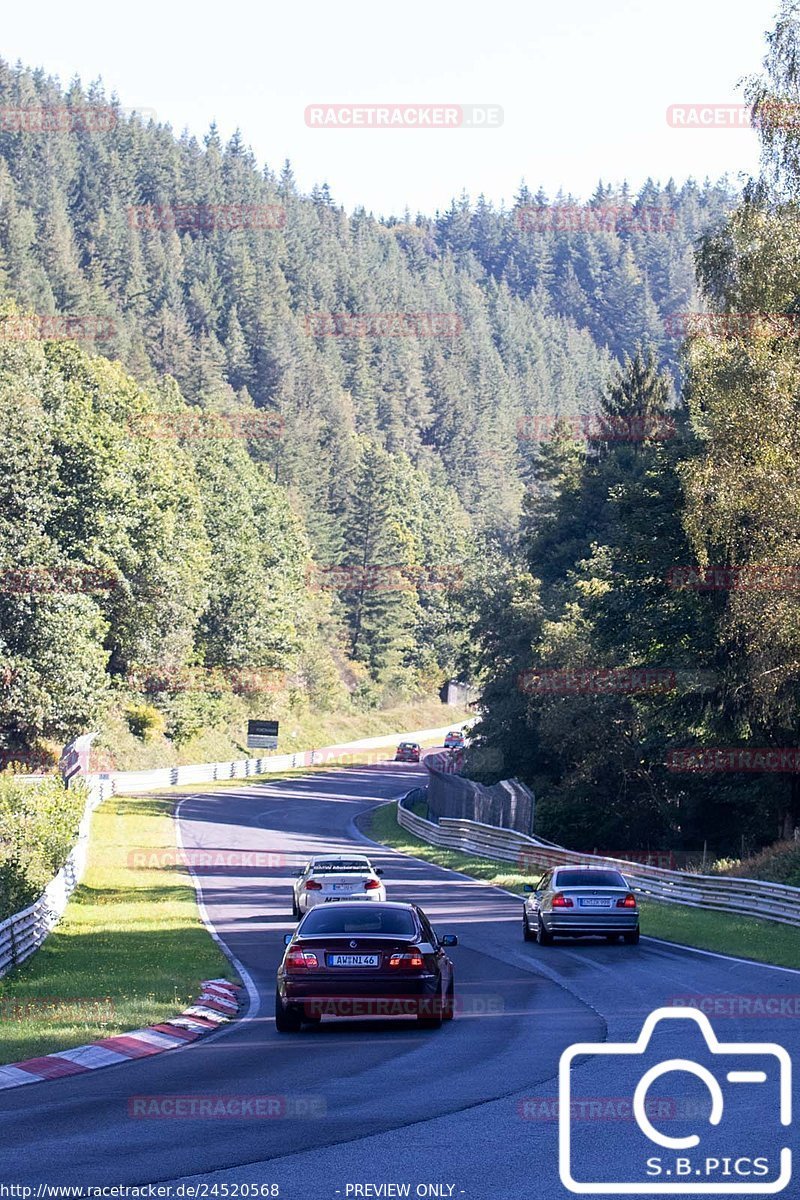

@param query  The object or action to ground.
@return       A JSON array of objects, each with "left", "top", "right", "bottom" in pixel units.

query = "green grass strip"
[
  {"left": 0, "top": 792, "right": 232, "bottom": 1064},
  {"left": 364, "top": 801, "right": 800, "bottom": 972},
  {"left": 0, "top": 727, "right": 463, "bottom": 1064}
]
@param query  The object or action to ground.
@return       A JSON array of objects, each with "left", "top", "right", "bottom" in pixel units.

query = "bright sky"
[{"left": 1, "top": 0, "right": 780, "bottom": 216}]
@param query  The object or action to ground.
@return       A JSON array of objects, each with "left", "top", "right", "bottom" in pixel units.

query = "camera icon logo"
[{"left": 559, "top": 1007, "right": 792, "bottom": 1194}]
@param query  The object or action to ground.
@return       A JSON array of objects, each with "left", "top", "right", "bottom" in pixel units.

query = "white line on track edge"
[{"left": 175, "top": 796, "right": 262, "bottom": 1030}]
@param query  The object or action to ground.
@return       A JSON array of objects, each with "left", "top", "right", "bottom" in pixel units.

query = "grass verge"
[
  {"left": 0, "top": 792, "right": 232, "bottom": 1064},
  {"left": 0, "top": 708, "right": 466, "bottom": 1063},
  {"left": 363, "top": 802, "right": 800, "bottom": 972},
  {"left": 100, "top": 697, "right": 471, "bottom": 772}
]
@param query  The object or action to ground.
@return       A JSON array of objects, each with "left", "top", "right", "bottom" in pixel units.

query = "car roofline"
[
  {"left": 309, "top": 856, "right": 371, "bottom": 864},
  {"left": 298, "top": 899, "right": 416, "bottom": 911}
]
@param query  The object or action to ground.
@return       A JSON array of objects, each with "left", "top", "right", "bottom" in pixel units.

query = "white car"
[{"left": 291, "top": 855, "right": 386, "bottom": 917}]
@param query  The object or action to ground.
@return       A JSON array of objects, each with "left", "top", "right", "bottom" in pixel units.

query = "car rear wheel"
[
  {"left": 418, "top": 986, "right": 444, "bottom": 1029},
  {"left": 623, "top": 926, "right": 640, "bottom": 945},
  {"left": 523, "top": 913, "right": 535, "bottom": 941},
  {"left": 536, "top": 917, "right": 554, "bottom": 946},
  {"left": 291, "top": 896, "right": 299, "bottom": 919},
  {"left": 274, "top": 988, "right": 302, "bottom": 1033},
  {"left": 442, "top": 978, "right": 455, "bottom": 1020}
]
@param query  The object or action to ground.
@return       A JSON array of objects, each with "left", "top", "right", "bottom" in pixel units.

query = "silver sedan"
[{"left": 522, "top": 866, "right": 640, "bottom": 945}]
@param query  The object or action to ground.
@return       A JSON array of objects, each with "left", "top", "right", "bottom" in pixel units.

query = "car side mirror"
[
  {"left": 293, "top": 870, "right": 303, "bottom": 877},
  {"left": 440, "top": 934, "right": 458, "bottom": 947},
  {"left": 375, "top": 868, "right": 384, "bottom": 876},
  {"left": 522, "top": 884, "right": 535, "bottom": 893},
  {"left": 283, "top": 933, "right": 293, "bottom": 945}
]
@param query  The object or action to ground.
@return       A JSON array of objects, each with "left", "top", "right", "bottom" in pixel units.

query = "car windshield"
[
  {"left": 554, "top": 870, "right": 627, "bottom": 888},
  {"left": 311, "top": 859, "right": 370, "bottom": 873},
  {"left": 300, "top": 907, "right": 416, "bottom": 935}
]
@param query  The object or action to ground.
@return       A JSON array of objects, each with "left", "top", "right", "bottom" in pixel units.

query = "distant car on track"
[
  {"left": 276, "top": 900, "right": 458, "bottom": 1032},
  {"left": 522, "top": 866, "right": 639, "bottom": 945},
  {"left": 394, "top": 741, "right": 421, "bottom": 763},
  {"left": 292, "top": 855, "right": 385, "bottom": 918},
  {"left": 443, "top": 730, "right": 465, "bottom": 749}
]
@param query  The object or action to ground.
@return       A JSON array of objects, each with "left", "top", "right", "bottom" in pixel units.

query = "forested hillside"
[
  {"left": 0, "top": 61, "right": 735, "bottom": 540},
  {"left": 16, "top": 42, "right": 796, "bottom": 843},
  {"left": 469, "top": 9, "right": 800, "bottom": 857},
  {"left": 0, "top": 59, "right": 736, "bottom": 767}
]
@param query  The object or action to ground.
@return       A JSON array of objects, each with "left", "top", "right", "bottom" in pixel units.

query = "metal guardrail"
[
  {"left": 105, "top": 722, "right": 467, "bottom": 795},
  {"left": 396, "top": 794, "right": 800, "bottom": 929},
  {"left": 0, "top": 777, "right": 113, "bottom": 978},
  {"left": 0, "top": 721, "right": 468, "bottom": 979}
]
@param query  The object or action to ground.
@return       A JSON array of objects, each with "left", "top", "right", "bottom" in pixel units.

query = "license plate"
[
  {"left": 332, "top": 883, "right": 353, "bottom": 891},
  {"left": 579, "top": 898, "right": 612, "bottom": 908},
  {"left": 328, "top": 954, "right": 380, "bottom": 967}
]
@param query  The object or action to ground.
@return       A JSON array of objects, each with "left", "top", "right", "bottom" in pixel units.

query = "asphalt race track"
[{"left": 1, "top": 756, "right": 798, "bottom": 1198}]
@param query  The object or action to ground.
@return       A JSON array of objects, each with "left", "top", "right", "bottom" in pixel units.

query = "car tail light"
[
  {"left": 388, "top": 948, "right": 425, "bottom": 970},
  {"left": 285, "top": 949, "right": 319, "bottom": 970},
  {"left": 305, "top": 879, "right": 322, "bottom": 890},
  {"left": 551, "top": 893, "right": 574, "bottom": 908},
  {"left": 364, "top": 879, "right": 381, "bottom": 890},
  {"left": 617, "top": 893, "right": 637, "bottom": 908}
]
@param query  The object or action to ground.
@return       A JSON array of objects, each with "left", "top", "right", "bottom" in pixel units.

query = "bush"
[
  {"left": 124, "top": 702, "right": 166, "bottom": 742},
  {"left": 160, "top": 691, "right": 234, "bottom": 747},
  {"left": 0, "top": 774, "right": 88, "bottom": 920},
  {"left": 723, "top": 841, "right": 800, "bottom": 888}
]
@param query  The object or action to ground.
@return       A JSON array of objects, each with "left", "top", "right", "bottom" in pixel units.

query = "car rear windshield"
[
  {"left": 399, "top": 743, "right": 417, "bottom": 749},
  {"left": 300, "top": 908, "right": 416, "bottom": 936},
  {"left": 554, "top": 870, "right": 627, "bottom": 889},
  {"left": 311, "top": 860, "right": 370, "bottom": 873}
]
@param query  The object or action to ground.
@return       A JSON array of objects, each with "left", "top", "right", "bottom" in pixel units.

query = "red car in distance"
[{"left": 395, "top": 741, "right": 421, "bottom": 763}]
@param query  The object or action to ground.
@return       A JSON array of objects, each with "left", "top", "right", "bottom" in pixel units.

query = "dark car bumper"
[{"left": 279, "top": 973, "right": 441, "bottom": 1017}]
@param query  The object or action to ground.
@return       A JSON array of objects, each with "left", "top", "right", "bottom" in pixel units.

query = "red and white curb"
[{"left": 0, "top": 979, "right": 240, "bottom": 1090}]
